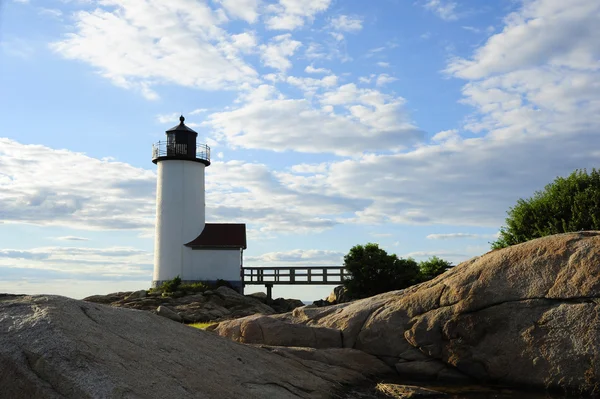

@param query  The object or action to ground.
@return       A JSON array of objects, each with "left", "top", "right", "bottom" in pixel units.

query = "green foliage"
[
  {"left": 343, "top": 243, "right": 421, "bottom": 299},
  {"left": 149, "top": 276, "right": 229, "bottom": 295},
  {"left": 160, "top": 275, "right": 182, "bottom": 293},
  {"left": 418, "top": 256, "right": 453, "bottom": 281},
  {"left": 492, "top": 168, "right": 600, "bottom": 249},
  {"left": 179, "top": 281, "right": 210, "bottom": 293}
]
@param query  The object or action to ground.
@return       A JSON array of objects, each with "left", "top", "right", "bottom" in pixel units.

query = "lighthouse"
[{"left": 151, "top": 116, "right": 246, "bottom": 292}]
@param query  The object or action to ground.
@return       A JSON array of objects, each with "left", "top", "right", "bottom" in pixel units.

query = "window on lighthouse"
[
  {"left": 175, "top": 132, "right": 188, "bottom": 156},
  {"left": 166, "top": 133, "right": 176, "bottom": 156}
]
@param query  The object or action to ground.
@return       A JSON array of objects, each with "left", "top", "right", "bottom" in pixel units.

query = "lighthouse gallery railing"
[{"left": 152, "top": 141, "right": 210, "bottom": 163}]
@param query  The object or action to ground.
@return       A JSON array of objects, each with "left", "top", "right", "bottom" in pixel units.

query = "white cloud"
[
  {"left": 51, "top": 1, "right": 259, "bottom": 98},
  {"left": 329, "top": 15, "right": 363, "bottom": 32},
  {"left": 367, "top": 47, "right": 385, "bottom": 55},
  {"left": 358, "top": 74, "right": 375, "bottom": 84},
  {"left": 286, "top": 74, "right": 338, "bottom": 95},
  {"left": 246, "top": 249, "right": 344, "bottom": 265},
  {"left": 265, "top": 0, "right": 331, "bottom": 30},
  {"left": 329, "top": 32, "right": 344, "bottom": 42},
  {"left": 462, "top": 26, "right": 481, "bottom": 34},
  {"left": 230, "top": 31, "right": 259, "bottom": 53},
  {"left": 263, "top": 73, "right": 283, "bottom": 82},
  {"left": 54, "top": 236, "right": 90, "bottom": 241},
  {"left": 427, "top": 233, "right": 488, "bottom": 240},
  {"left": 303, "top": 40, "right": 352, "bottom": 62},
  {"left": 377, "top": 62, "right": 390, "bottom": 68},
  {"left": 190, "top": 108, "right": 208, "bottom": 115},
  {"left": 375, "top": 73, "right": 397, "bottom": 86},
  {"left": 38, "top": 8, "right": 63, "bottom": 18},
  {"left": 0, "top": 138, "right": 156, "bottom": 230},
  {"left": 156, "top": 113, "right": 181, "bottom": 124},
  {"left": 259, "top": 34, "right": 302, "bottom": 72},
  {"left": 289, "top": 163, "right": 328, "bottom": 174},
  {"left": 205, "top": 160, "right": 363, "bottom": 233},
  {"left": 218, "top": 0, "right": 261, "bottom": 23},
  {"left": 447, "top": 0, "right": 600, "bottom": 79},
  {"left": 304, "top": 43, "right": 326, "bottom": 59},
  {"left": 431, "top": 129, "right": 459, "bottom": 142},
  {"left": 0, "top": 246, "right": 152, "bottom": 278},
  {"left": 207, "top": 84, "right": 422, "bottom": 156},
  {"left": 403, "top": 250, "right": 465, "bottom": 262},
  {"left": 305, "top": 65, "right": 331, "bottom": 74},
  {"left": 422, "top": 0, "right": 459, "bottom": 21}
]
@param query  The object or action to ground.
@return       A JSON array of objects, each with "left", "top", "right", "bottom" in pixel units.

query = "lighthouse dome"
[{"left": 152, "top": 115, "right": 210, "bottom": 166}]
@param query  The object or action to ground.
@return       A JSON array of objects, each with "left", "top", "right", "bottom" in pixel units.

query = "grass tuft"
[{"left": 189, "top": 322, "right": 217, "bottom": 330}]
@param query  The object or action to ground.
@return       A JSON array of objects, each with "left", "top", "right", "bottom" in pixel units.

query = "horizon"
[{"left": 1, "top": 0, "right": 598, "bottom": 301}]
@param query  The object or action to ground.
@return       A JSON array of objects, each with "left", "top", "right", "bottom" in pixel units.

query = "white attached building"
[{"left": 151, "top": 116, "right": 246, "bottom": 292}]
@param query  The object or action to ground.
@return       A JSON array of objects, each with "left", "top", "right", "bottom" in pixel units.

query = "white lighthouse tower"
[{"left": 152, "top": 116, "right": 246, "bottom": 291}]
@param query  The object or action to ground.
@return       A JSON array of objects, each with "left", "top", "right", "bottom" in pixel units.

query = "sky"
[{"left": 1, "top": 0, "right": 599, "bottom": 301}]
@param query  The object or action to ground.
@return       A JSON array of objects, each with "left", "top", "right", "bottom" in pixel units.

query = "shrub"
[
  {"left": 179, "top": 281, "right": 210, "bottom": 293},
  {"left": 418, "top": 256, "right": 453, "bottom": 281},
  {"left": 149, "top": 277, "right": 224, "bottom": 295},
  {"left": 160, "top": 275, "right": 182, "bottom": 293},
  {"left": 492, "top": 168, "right": 600, "bottom": 249},
  {"left": 343, "top": 243, "right": 421, "bottom": 299}
]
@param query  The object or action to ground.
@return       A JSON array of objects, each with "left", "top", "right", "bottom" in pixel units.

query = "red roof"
[{"left": 184, "top": 223, "right": 247, "bottom": 249}]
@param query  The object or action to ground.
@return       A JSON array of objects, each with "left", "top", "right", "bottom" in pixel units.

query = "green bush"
[
  {"left": 342, "top": 244, "right": 455, "bottom": 299},
  {"left": 160, "top": 275, "right": 182, "bottom": 293},
  {"left": 418, "top": 256, "right": 453, "bottom": 281},
  {"left": 343, "top": 243, "right": 421, "bottom": 299},
  {"left": 179, "top": 281, "right": 210, "bottom": 293},
  {"left": 492, "top": 168, "right": 600, "bottom": 249},
  {"left": 149, "top": 276, "right": 224, "bottom": 295}
]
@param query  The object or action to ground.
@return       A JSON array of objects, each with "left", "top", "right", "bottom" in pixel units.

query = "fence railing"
[
  {"left": 152, "top": 141, "right": 210, "bottom": 164},
  {"left": 242, "top": 266, "right": 347, "bottom": 285}
]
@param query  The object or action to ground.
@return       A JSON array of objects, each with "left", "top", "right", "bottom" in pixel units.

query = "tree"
[
  {"left": 418, "top": 256, "right": 453, "bottom": 281},
  {"left": 343, "top": 243, "right": 421, "bottom": 299},
  {"left": 492, "top": 168, "right": 600, "bottom": 249}
]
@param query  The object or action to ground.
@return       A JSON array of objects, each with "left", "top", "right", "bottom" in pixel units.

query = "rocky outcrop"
[
  {"left": 214, "top": 232, "right": 600, "bottom": 394},
  {"left": 326, "top": 285, "right": 351, "bottom": 305},
  {"left": 0, "top": 294, "right": 389, "bottom": 399},
  {"left": 312, "top": 285, "right": 352, "bottom": 307},
  {"left": 84, "top": 285, "right": 304, "bottom": 323},
  {"left": 156, "top": 305, "right": 182, "bottom": 322}
]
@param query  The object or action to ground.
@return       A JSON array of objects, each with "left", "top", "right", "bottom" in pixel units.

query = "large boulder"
[
  {"left": 0, "top": 294, "right": 384, "bottom": 399},
  {"left": 214, "top": 232, "right": 600, "bottom": 394},
  {"left": 214, "top": 314, "right": 343, "bottom": 348}
]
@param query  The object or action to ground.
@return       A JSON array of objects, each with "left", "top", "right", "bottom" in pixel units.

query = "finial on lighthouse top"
[{"left": 166, "top": 115, "right": 197, "bottom": 134}]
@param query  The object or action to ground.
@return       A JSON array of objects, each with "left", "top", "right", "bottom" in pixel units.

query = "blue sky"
[{"left": 1, "top": 0, "right": 599, "bottom": 301}]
